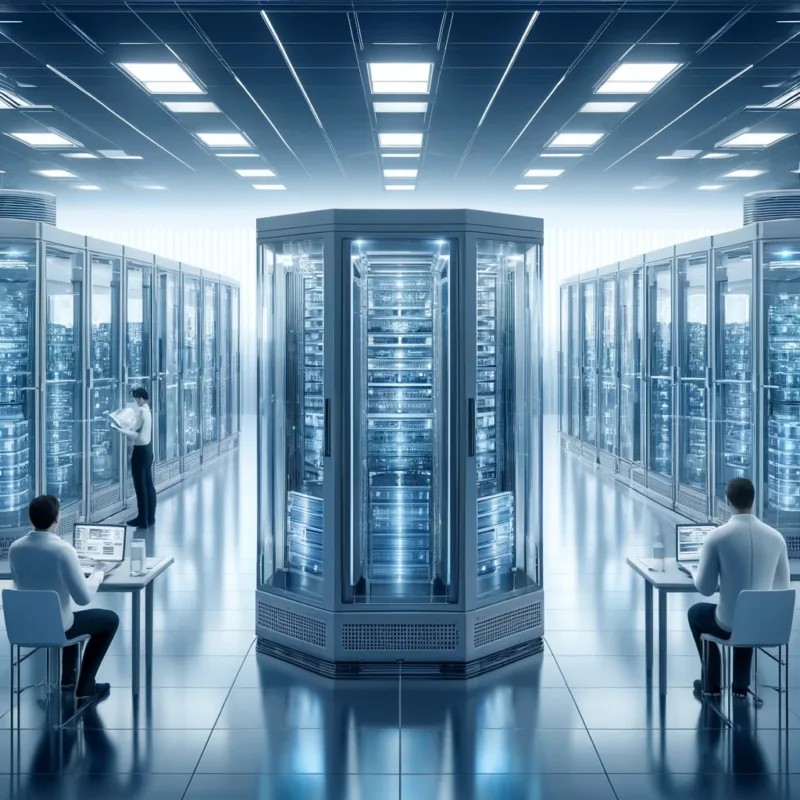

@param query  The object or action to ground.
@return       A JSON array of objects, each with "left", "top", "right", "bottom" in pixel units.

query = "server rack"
[
  {"left": 219, "top": 279, "right": 240, "bottom": 453},
  {"left": 558, "top": 284, "right": 571, "bottom": 447},
  {"left": 597, "top": 263, "right": 618, "bottom": 475},
  {"left": 579, "top": 271, "right": 598, "bottom": 465},
  {"left": 201, "top": 271, "right": 221, "bottom": 465},
  {"left": 561, "top": 281, "right": 582, "bottom": 454},
  {"left": 181, "top": 264, "right": 203, "bottom": 476}
]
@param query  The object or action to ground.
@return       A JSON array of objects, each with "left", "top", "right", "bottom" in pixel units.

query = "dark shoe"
[
  {"left": 77, "top": 682, "right": 111, "bottom": 700},
  {"left": 147, "top": 519, "right": 155, "bottom": 527},
  {"left": 127, "top": 518, "right": 145, "bottom": 527},
  {"left": 694, "top": 679, "right": 721, "bottom": 697}
]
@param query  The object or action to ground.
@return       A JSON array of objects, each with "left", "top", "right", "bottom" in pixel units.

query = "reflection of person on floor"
[
  {"left": 112, "top": 386, "right": 156, "bottom": 529},
  {"left": 687, "top": 477, "right": 790, "bottom": 696},
  {"left": 9, "top": 495, "right": 119, "bottom": 700}
]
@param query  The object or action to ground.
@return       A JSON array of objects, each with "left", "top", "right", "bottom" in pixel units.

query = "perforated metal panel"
[
  {"left": 474, "top": 601, "right": 542, "bottom": 649},
  {"left": 568, "top": 438, "right": 581, "bottom": 454},
  {"left": 257, "top": 598, "right": 327, "bottom": 649},
  {"left": 183, "top": 452, "right": 201, "bottom": 473},
  {"left": 619, "top": 461, "right": 631, "bottom": 479},
  {"left": 155, "top": 459, "right": 181, "bottom": 487},
  {"left": 341, "top": 622, "right": 458, "bottom": 651},
  {"left": 581, "top": 448, "right": 596, "bottom": 464},
  {"left": 715, "top": 499, "right": 731, "bottom": 522},
  {"left": 91, "top": 485, "right": 121, "bottom": 513},
  {"left": 647, "top": 474, "right": 672, "bottom": 495},
  {"left": 785, "top": 535, "right": 800, "bottom": 556},
  {"left": 220, "top": 437, "right": 235, "bottom": 454},
  {"left": 743, "top": 190, "right": 800, "bottom": 224},
  {"left": 678, "top": 488, "right": 707, "bottom": 514},
  {"left": 598, "top": 452, "right": 616, "bottom": 474},
  {"left": 57, "top": 507, "right": 78, "bottom": 543},
  {"left": 0, "top": 190, "right": 56, "bottom": 224},
  {"left": 632, "top": 468, "right": 646, "bottom": 486},
  {"left": 202, "top": 444, "right": 219, "bottom": 464}
]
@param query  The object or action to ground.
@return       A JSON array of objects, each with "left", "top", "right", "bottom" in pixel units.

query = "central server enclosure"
[{"left": 256, "top": 210, "right": 544, "bottom": 676}]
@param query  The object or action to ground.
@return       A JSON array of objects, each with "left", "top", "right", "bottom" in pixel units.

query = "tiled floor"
[{"left": 0, "top": 418, "right": 798, "bottom": 799}]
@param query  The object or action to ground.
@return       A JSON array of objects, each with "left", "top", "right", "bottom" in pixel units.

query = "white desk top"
[
  {"left": 0, "top": 556, "right": 174, "bottom": 591},
  {"left": 625, "top": 556, "right": 700, "bottom": 591}
]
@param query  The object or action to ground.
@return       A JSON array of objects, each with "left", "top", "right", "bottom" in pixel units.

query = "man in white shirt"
[
  {"left": 688, "top": 477, "right": 791, "bottom": 697},
  {"left": 9, "top": 495, "right": 119, "bottom": 699},
  {"left": 112, "top": 386, "right": 156, "bottom": 529}
]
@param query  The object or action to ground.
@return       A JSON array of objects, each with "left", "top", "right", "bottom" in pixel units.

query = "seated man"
[
  {"left": 9, "top": 495, "right": 119, "bottom": 699},
  {"left": 688, "top": 477, "right": 790, "bottom": 697}
]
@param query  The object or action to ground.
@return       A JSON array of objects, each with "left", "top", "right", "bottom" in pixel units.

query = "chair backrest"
[
  {"left": 728, "top": 589, "right": 795, "bottom": 647},
  {"left": 2, "top": 589, "right": 69, "bottom": 647}
]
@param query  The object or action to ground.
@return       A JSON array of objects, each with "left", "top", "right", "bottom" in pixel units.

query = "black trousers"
[
  {"left": 688, "top": 601, "right": 753, "bottom": 689},
  {"left": 131, "top": 441, "right": 156, "bottom": 525},
  {"left": 63, "top": 609, "right": 119, "bottom": 694}
]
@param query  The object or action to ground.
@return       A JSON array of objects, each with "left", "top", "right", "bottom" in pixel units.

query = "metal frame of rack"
[{"left": 597, "top": 263, "right": 619, "bottom": 476}]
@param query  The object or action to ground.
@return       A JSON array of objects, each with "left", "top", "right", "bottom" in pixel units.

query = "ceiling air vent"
[
  {"left": 0, "top": 190, "right": 56, "bottom": 224},
  {"left": 743, "top": 190, "right": 800, "bottom": 225}
]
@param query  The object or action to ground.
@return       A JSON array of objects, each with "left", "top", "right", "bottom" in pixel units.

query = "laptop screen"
[
  {"left": 73, "top": 524, "right": 127, "bottom": 563},
  {"left": 675, "top": 524, "right": 716, "bottom": 563}
]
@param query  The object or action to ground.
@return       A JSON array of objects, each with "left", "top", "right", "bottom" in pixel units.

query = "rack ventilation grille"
[
  {"left": 785, "top": 536, "right": 800, "bottom": 556},
  {"left": 743, "top": 190, "right": 800, "bottom": 224},
  {"left": 474, "top": 601, "right": 542, "bottom": 649},
  {"left": 257, "top": 600, "right": 327, "bottom": 649},
  {"left": 0, "top": 190, "right": 56, "bottom": 224},
  {"left": 341, "top": 622, "right": 458, "bottom": 652}
]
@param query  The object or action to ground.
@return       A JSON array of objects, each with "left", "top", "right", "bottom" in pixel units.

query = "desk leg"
[
  {"left": 658, "top": 589, "right": 668, "bottom": 697},
  {"left": 131, "top": 590, "right": 141, "bottom": 698},
  {"left": 145, "top": 582, "right": 154, "bottom": 690},
  {"left": 645, "top": 581, "right": 654, "bottom": 680}
]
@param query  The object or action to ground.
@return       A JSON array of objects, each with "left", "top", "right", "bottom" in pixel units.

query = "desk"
[
  {"left": 0, "top": 556, "right": 174, "bottom": 697},
  {"left": 626, "top": 557, "right": 697, "bottom": 698}
]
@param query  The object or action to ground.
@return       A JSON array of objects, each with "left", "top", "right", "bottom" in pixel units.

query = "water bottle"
[
  {"left": 130, "top": 539, "right": 146, "bottom": 577},
  {"left": 653, "top": 539, "right": 665, "bottom": 572}
]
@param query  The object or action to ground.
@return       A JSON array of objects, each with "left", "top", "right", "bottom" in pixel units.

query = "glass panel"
[
  {"left": 559, "top": 286, "right": 569, "bottom": 433},
  {"left": 231, "top": 287, "right": 240, "bottom": 434},
  {"left": 598, "top": 276, "right": 617, "bottom": 455},
  {"left": 259, "top": 240, "right": 325, "bottom": 599},
  {"left": 348, "top": 238, "right": 452, "bottom": 604},
  {"left": 580, "top": 281, "right": 597, "bottom": 446},
  {"left": 569, "top": 285, "right": 580, "bottom": 437},
  {"left": 219, "top": 285, "right": 231, "bottom": 439},
  {"left": 182, "top": 275, "right": 201, "bottom": 457},
  {"left": 678, "top": 253, "right": 708, "bottom": 491},
  {"left": 89, "top": 255, "right": 122, "bottom": 500},
  {"left": 648, "top": 261, "right": 673, "bottom": 478},
  {"left": 202, "top": 280, "right": 219, "bottom": 446},
  {"left": 761, "top": 243, "right": 800, "bottom": 532},
  {"left": 714, "top": 245, "right": 753, "bottom": 505},
  {"left": 45, "top": 247, "right": 84, "bottom": 508},
  {"left": 476, "top": 240, "right": 539, "bottom": 599},
  {"left": 126, "top": 261, "right": 151, "bottom": 399},
  {"left": 0, "top": 242, "right": 37, "bottom": 534},
  {"left": 619, "top": 269, "right": 642, "bottom": 463},
  {"left": 156, "top": 269, "right": 180, "bottom": 465}
]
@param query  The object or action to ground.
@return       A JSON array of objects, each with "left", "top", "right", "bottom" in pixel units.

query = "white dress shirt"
[
  {"left": 9, "top": 531, "right": 103, "bottom": 630},
  {"left": 694, "top": 513, "right": 791, "bottom": 631},
  {"left": 117, "top": 403, "right": 152, "bottom": 446}
]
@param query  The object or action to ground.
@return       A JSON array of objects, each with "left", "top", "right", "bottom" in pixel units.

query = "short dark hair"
[
  {"left": 131, "top": 387, "right": 149, "bottom": 401},
  {"left": 726, "top": 477, "right": 755, "bottom": 511},
  {"left": 29, "top": 495, "right": 60, "bottom": 530}
]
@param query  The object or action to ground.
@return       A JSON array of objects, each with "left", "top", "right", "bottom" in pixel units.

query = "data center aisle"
[{"left": 0, "top": 418, "right": 798, "bottom": 799}]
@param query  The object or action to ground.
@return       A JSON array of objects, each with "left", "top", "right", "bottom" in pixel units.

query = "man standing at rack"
[
  {"left": 112, "top": 387, "right": 156, "bottom": 528},
  {"left": 688, "top": 477, "right": 790, "bottom": 697}
]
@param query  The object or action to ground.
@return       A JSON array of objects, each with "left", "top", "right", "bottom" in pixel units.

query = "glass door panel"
[
  {"left": 348, "top": 238, "right": 452, "bottom": 603},
  {"left": 714, "top": 245, "right": 753, "bottom": 506},
  {"left": 219, "top": 285, "right": 231, "bottom": 439},
  {"left": 647, "top": 261, "right": 674, "bottom": 479},
  {"left": 569, "top": 285, "right": 580, "bottom": 437},
  {"left": 44, "top": 247, "right": 84, "bottom": 509},
  {"left": 678, "top": 253, "right": 708, "bottom": 492},
  {"left": 231, "top": 287, "right": 240, "bottom": 434},
  {"left": 126, "top": 262, "right": 152, "bottom": 401},
  {"left": 202, "top": 280, "right": 219, "bottom": 446},
  {"left": 0, "top": 242, "right": 37, "bottom": 535},
  {"left": 88, "top": 255, "right": 122, "bottom": 508},
  {"left": 259, "top": 240, "right": 325, "bottom": 600},
  {"left": 156, "top": 270, "right": 179, "bottom": 465},
  {"left": 580, "top": 281, "right": 597, "bottom": 446},
  {"left": 559, "top": 286, "right": 569, "bottom": 433},
  {"left": 598, "top": 276, "right": 617, "bottom": 455},
  {"left": 619, "top": 269, "right": 642, "bottom": 463},
  {"left": 761, "top": 243, "right": 800, "bottom": 532},
  {"left": 182, "top": 275, "right": 201, "bottom": 458}
]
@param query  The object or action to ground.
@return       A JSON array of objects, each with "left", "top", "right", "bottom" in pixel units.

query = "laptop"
[
  {"left": 675, "top": 523, "right": 716, "bottom": 576},
  {"left": 73, "top": 523, "right": 127, "bottom": 577}
]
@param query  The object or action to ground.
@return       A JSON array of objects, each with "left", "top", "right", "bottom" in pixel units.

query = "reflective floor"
[{"left": 0, "top": 418, "right": 798, "bottom": 799}]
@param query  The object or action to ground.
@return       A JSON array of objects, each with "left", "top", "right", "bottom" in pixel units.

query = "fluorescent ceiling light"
[
  {"left": 514, "top": 184, "right": 548, "bottom": 190},
  {"left": 383, "top": 169, "right": 418, "bottom": 178},
  {"left": 723, "top": 169, "right": 766, "bottom": 178},
  {"left": 0, "top": 89, "right": 31, "bottom": 109},
  {"left": 539, "top": 153, "right": 583, "bottom": 158},
  {"left": 579, "top": 101, "right": 636, "bottom": 113},
  {"left": 548, "top": 132, "right": 604, "bottom": 148},
  {"left": 162, "top": 101, "right": 220, "bottom": 113},
  {"left": 143, "top": 185, "right": 166, "bottom": 190},
  {"left": 385, "top": 184, "right": 416, "bottom": 190},
  {"left": 9, "top": 131, "right": 79, "bottom": 148},
  {"left": 98, "top": 150, "right": 142, "bottom": 160},
  {"left": 62, "top": 153, "right": 98, "bottom": 159},
  {"left": 197, "top": 132, "right": 251, "bottom": 148},
  {"left": 374, "top": 102, "right": 429, "bottom": 114},
  {"left": 36, "top": 169, "right": 77, "bottom": 178},
  {"left": 368, "top": 63, "right": 433, "bottom": 94},
  {"left": 597, "top": 62, "right": 680, "bottom": 94},
  {"left": 235, "top": 168, "right": 276, "bottom": 177},
  {"left": 701, "top": 153, "right": 736, "bottom": 159},
  {"left": 657, "top": 150, "right": 700, "bottom": 159},
  {"left": 524, "top": 168, "right": 564, "bottom": 177},
  {"left": 632, "top": 185, "right": 651, "bottom": 190},
  {"left": 381, "top": 153, "right": 420, "bottom": 158},
  {"left": 253, "top": 184, "right": 286, "bottom": 190},
  {"left": 379, "top": 133, "right": 423, "bottom": 148},
  {"left": 697, "top": 185, "right": 725, "bottom": 191},
  {"left": 74, "top": 185, "right": 101, "bottom": 191},
  {"left": 717, "top": 131, "right": 791, "bottom": 148},
  {"left": 119, "top": 62, "right": 204, "bottom": 95},
  {"left": 217, "top": 153, "right": 260, "bottom": 158}
]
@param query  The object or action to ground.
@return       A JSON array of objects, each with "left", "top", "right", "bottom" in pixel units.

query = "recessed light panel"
[
  {"left": 579, "top": 101, "right": 636, "bottom": 113},
  {"left": 217, "top": 153, "right": 260, "bottom": 158},
  {"left": 162, "top": 101, "right": 220, "bottom": 113},
  {"left": 119, "top": 63, "right": 204, "bottom": 95},
  {"left": 540, "top": 153, "right": 583, "bottom": 158},
  {"left": 548, "top": 132, "right": 604, "bottom": 148},
  {"left": 385, "top": 184, "right": 416, "bottom": 190},
  {"left": 596, "top": 62, "right": 680, "bottom": 94},
  {"left": 701, "top": 153, "right": 736, "bottom": 159},
  {"left": 253, "top": 184, "right": 286, "bottom": 190},
  {"left": 143, "top": 185, "right": 166, "bottom": 190},
  {"left": 514, "top": 184, "right": 548, "bottom": 190},
  {"left": 74, "top": 185, "right": 101, "bottom": 191},
  {"left": 374, "top": 102, "right": 428, "bottom": 114},
  {"left": 36, "top": 169, "right": 77, "bottom": 178},
  {"left": 378, "top": 133, "right": 423, "bottom": 148},
  {"left": 723, "top": 169, "right": 766, "bottom": 178},
  {"left": 197, "top": 132, "right": 251, "bottom": 148},
  {"left": 524, "top": 169, "right": 564, "bottom": 177},
  {"left": 697, "top": 185, "right": 725, "bottom": 191},
  {"left": 383, "top": 169, "right": 418, "bottom": 178},
  {"left": 62, "top": 153, "right": 98, "bottom": 159},
  {"left": 368, "top": 63, "right": 433, "bottom": 94},
  {"left": 235, "top": 169, "right": 276, "bottom": 177},
  {"left": 98, "top": 150, "right": 142, "bottom": 160},
  {"left": 718, "top": 131, "right": 791, "bottom": 148},
  {"left": 10, "top": 131, "right": 79, "bottom": 148},
  {"left": 381, "top": 153, "right": 420, "bottom": 158}
]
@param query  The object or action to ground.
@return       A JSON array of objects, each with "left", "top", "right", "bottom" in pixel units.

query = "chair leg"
[
  {"left": 785, "top": 646, "right": 790, "bottom": 728},
  {"left": 9, "top": 646, "right": 14, "bottom": 731}
]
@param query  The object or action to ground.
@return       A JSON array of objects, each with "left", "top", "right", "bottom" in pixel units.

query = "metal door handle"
[
  {"left": 323, "top": 398, "right": 331, "bottom": 458},
  {"left": 468, "top": 398, "right": 476, "bottom": 457},
  {"left": 763, "top": 385, "right": 780, "bottom": 390}
]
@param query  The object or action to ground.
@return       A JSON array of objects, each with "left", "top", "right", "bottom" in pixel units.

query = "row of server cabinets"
[
  {"left": 0, "top": 220, "right": 241, "bottom": 551},
  {"left": 559, "top": 219, "right": 800, "bottom": 551}
]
